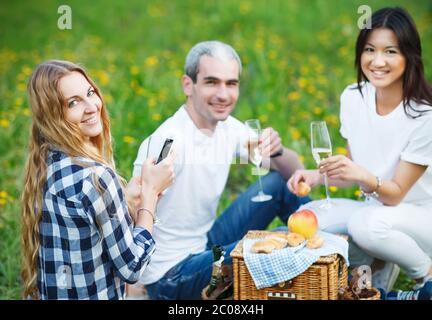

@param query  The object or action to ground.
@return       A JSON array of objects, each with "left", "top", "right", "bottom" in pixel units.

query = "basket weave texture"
[{"left": 230, "top": 230, "right": 348, "bottom": 300}]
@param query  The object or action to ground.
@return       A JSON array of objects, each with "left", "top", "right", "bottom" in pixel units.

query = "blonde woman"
[{"left": 21, "top": 60, "right": 174, "bottom": 299}]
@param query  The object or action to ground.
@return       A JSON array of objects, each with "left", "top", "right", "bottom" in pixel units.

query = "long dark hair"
[{"left": 354, "top": 7, "right": 432, "bottom": 118}]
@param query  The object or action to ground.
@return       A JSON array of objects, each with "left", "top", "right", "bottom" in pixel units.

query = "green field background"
[{"left": 1, "top": 0, "right": 431, "bottom": 299}]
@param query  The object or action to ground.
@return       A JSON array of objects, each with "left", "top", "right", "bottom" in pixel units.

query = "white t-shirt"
[
  {"left": 340, "top": 82, "right": 432, "bottom": 207},
  {"left": 132, "top": 105, "right": 249, "bottom": 284}
]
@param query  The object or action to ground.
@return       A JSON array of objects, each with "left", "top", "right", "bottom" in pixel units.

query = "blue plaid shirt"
[{"left": 37, "top": 150, "right": 155, "bottom": 299}]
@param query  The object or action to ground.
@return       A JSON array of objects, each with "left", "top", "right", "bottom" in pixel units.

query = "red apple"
[{"left": 287, "top": 209, "right": 318, "bottom": 239}]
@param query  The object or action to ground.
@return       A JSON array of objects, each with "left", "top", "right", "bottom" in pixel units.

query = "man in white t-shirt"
[{"left": 132, "top": 41, "right": 309, "bottom": 299}]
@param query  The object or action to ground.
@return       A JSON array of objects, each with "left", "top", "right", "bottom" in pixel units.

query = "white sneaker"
[{"left": 372, "top": 262, "right": 400, "bottom": 292}]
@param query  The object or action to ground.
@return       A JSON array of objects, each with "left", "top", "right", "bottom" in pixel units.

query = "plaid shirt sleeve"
[{"left": 80, "top": 165, "right": 155, "bottom": 283}]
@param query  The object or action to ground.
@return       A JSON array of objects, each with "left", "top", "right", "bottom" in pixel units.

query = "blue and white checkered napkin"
[{"left": 243, "top": 231, "right": 349, "bottom": 289}]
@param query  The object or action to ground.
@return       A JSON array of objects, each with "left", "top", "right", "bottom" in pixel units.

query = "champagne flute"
[
  {"left": 310, "top": 121, "right": 333, "bottom": 209},
  {"left": 245, "top": 119, "right": 272, "bottom": 202}
]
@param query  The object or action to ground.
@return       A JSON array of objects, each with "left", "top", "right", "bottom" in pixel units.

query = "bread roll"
[
  {"left": 286, "top": 232, "right": 305, "bottom": 247},
  {"left": 266, "top": 237, "right": 288, "bottom": 249},
  {"left": 251, "top": 236, "right": 288, "bottom": 254},
  {"left": 297, "top": 181, "right": 311, "bottom": 197},
  {"left": 306, "top": 234, "right": 324, "bottom": 249},
  {"left": 251, "top": 240, "right": 275, "bottom": 254},
  {"left": 266, "top": 234, "right": 288, "bottom": 244}
]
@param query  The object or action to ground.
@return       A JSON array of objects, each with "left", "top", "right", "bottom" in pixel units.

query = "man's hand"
[
  {"left": 287, "top": 169, "right": 321, "bottom": 196},
  {"left": 260, "top": 127, "right": 283, "bottom": 158}
]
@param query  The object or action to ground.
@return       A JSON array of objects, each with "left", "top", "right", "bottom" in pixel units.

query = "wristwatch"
[{"left": 270, "top": 148, "right": 284, "bottom": 158}]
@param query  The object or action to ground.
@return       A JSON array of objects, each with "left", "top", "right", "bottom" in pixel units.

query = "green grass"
[{"left": 1, "top": 0, "right": 431, "bottom": 299}]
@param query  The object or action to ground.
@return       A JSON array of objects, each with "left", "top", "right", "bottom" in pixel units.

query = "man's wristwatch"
[{"left": 270, "top": 148, "right": 284, "bottom": 158}]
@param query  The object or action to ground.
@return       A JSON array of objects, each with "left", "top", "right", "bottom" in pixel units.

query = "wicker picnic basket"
[{"left": 230, "top": 230, "right": 348, "bottom": 300}]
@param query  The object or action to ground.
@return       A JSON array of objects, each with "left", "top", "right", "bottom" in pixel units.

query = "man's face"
[{"left": 183, "top": 55, "right": 240, "bottom": 128}]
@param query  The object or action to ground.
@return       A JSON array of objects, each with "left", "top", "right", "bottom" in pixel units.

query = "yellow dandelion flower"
[
  {"left": 123, "top": 136, "right": 135, "bottom": 144},
  {"left": 130, "top": 80, "right": 139, "bottom": 90},
  {"left": 315, "top": 64, "right": 324, "bottom": 74},
  {"left": 239, "top": 1, "right": 251, "bottom": 15},
  {"left": 290, "top": 128, "right": 301, "bottom": 141},
  {"left": 266, "top": 102, "right": 275, "bottom": 111},
  {"left": 100, "top": 71, "right": 110, "bottom": 86},
  {"left": 145, "top": 56, "right": 159, "bottom": 67},
  {"left": 300, "top": 66, "right": 309, "bottom": 75},
  {"left": 255, "top": 39, "right": 264, "bottom": 51},
  {"left": 318, "top": 31, "right": 330, "bottom": 44},
  {"left": 22, "top": 65, "right": 32, "bottom": 76},
  {"left": 130, "top": 65, "right": 139, "bottom": 75},
  {"left": 298, "top": 78, "right": 308, "bottom": 89},
  {"left": 268, "top": 50, "right": 277, "bottom": 60},
  {"left": 338, "top": 46, "right": 349, "bottom": 58},
  {"left": 137, "top": 87, "right": 146, "bottom": 96},
  {"left": 104, "top": 95, "right": 113, "bottom": 104},
  {"left": 148, "top": 97, "right": 157, "bottom": 108},
  {"left": 22, "top": 108, "right": 31, "bottom": 116},
  {"left": 174, "top": 70, "right": 183, "bottom": 78},
  {"left": 158, "top": 90, "right": 167, "bottom": 102},
  {"left": 317, "top": 76, "right": 328, "bottom": 86},
  {"left": 324, "top": 115, "right": 338, "bottom": 126},
  {"left": 152, "top": 113, "right": 162, "bottom": 121},
  {"left": 307, "top": 85, "right": 317, "bottom": 95},
  {"left": 288, "top": 91, "right": 300, "bottom": 101},
  {"left": 309, "top": 55, "right": 319, "bottom": 65},
  {"left": 0, "top": 119, "right": 10, "bottom": 128},
  {"left": 336, "top": 147, "right": 348, "bottom": 155},
  {"left": 0, "top": 191, "right": 8, "bottom": 198},
  {"left": 17, "top": 83, "right": 26, "bottom": 92},
  {"left": 329, "top": 186, "right": 338, "bottom": 192},
  {"left": 354, "top": 190, "right": 362, "bottom": 198},
  {"left": 313, "top": 107, "right": 322, "bottom": 115},
  {"left": 299, "top": 111, "right": 309, "bottom": 119},
  {"left": 316, "top": 91, "right": 325, "bottom": 100},
  {"left": 15, "top": 97, "right": 24, "bottom": 106},
  {"left": 0, "top": 198, "right": 6, "bottom": 206},
  {"left": 299, "top": 155, "right": 305, "bottom": 163},
  {"left": 259, "top": 114, "right": 268, "bottom": 123}
]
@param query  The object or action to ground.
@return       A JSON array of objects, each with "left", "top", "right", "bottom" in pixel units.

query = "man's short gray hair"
[{"left": 185, "top": 41, "right": 242, "bottom": 83}]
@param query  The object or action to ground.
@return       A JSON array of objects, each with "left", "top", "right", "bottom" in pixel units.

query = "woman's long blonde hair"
[{"left": 21, "top": 60, "right": 119, "bottom": 299}]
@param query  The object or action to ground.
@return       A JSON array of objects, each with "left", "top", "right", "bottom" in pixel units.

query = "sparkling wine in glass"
[
  {"left": 310, "top": 121, "right": 333, "bottom": 209},
  {"left": 245, "top": 119, "right": 272, "bottom": 202}
]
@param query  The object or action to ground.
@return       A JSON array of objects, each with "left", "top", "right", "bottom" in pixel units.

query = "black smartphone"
[{"left": 156, "top": 138, "right": 174, "bottom": 164}]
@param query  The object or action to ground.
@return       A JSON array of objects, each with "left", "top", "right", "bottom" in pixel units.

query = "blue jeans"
[{"left": 146, "top": 171, "right": 311, "bottom": 299}]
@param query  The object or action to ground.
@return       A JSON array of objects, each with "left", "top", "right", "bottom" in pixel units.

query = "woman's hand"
[
  {"left": 140, "top": 151, "right": 176, "bottom": 200},
  {"left": 287, "top": 169, "right": 321, "bottom": 196},
  {"left": 319, "top": 155, "right": 366, "bottom": 184}
]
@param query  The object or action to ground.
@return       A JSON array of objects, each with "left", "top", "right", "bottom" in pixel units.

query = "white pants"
[{"left": 300, "top": 198, "right": 432, "bottom": 279}]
